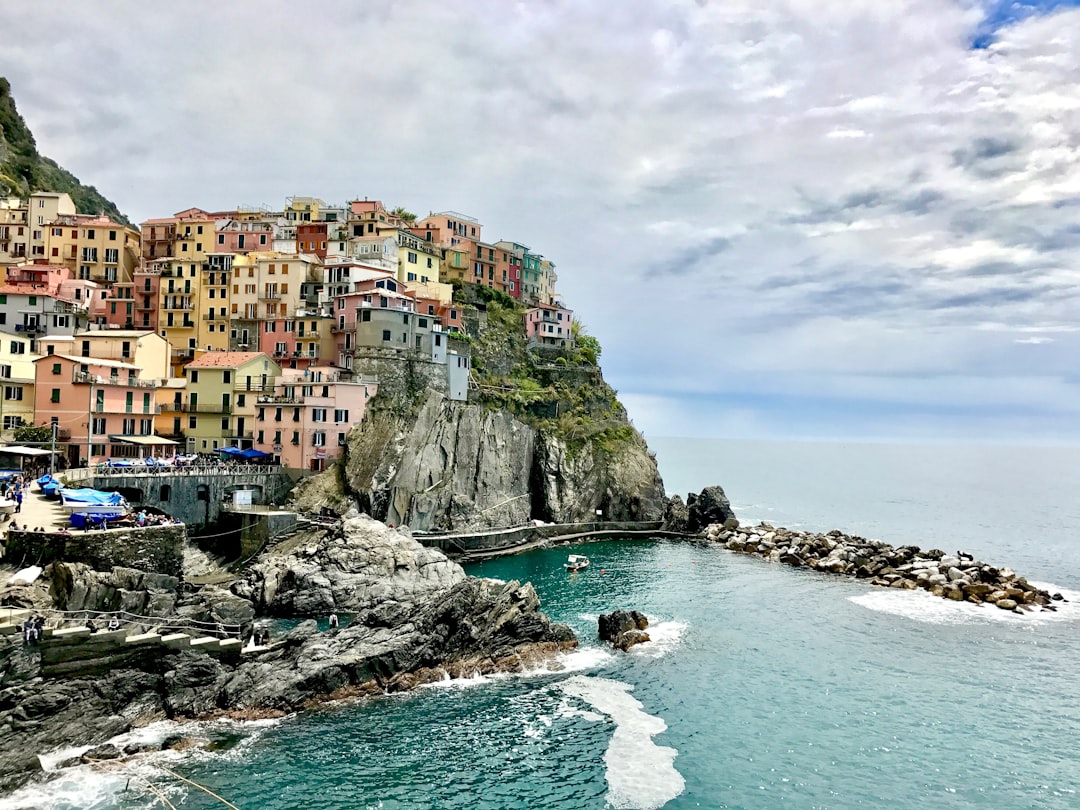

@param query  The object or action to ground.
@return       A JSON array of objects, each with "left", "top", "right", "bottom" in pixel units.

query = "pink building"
[
  {"left": 252, "top": 367, "right": 377, "bottom": 471},
  {"left": 34, "top": 354, "right": 162, "bottom": 466},
  {"left": 215, "top": 219, "right": 274, "bottom": 254},
  {"left": 525, "top": 303, "right": 575, "bottom": 348}
]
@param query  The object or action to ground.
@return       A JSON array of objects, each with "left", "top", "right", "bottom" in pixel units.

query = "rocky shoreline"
[
  {"left": 706, "top": 521, "right": 1067, "bottom": 611},
  {"left": 0, "top": 512, "right": 576, "bottom": 794}
]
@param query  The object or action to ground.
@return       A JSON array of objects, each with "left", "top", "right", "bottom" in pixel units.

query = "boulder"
[
  {"left": 686, "top": 486, "right": 738, "bottom": 533},
  {"left": 661, "top": 495, "right": 689, "bottom": 534},
  {"left": 996, "top": 599, "right": 1018, "bottom": 611},
  {"left": 598, "top": 610, "right": 650, "bottom": 651}
]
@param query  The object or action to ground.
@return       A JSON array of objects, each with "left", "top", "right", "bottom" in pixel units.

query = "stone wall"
[
  {"left": 5, "top": 525, "right": 186, "bottom": 577},
  {"left": 85, "top": 470, "right": 297, "bottom": 527},
  {"left": 351, "top": 346, "right": 449, "bottom": 406}
]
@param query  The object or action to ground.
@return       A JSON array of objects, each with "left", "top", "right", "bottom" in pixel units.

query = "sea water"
[{"left": 4, "top": 438, "right": 1080, "bottom": 809}]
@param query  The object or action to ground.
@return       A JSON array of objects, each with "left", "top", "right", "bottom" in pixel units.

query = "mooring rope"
[{"left": 157, "top": 766, "right": 241, "bottom": 809}]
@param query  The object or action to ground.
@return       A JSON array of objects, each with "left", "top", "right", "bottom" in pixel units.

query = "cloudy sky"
[{"left": 3, "top": 0, "right": 1080, "bottom": 442}]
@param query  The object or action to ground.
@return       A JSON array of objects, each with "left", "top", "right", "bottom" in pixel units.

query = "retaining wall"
[
  {"left": 5, "top": 525, "right": 186, "bottom": 577},
  {"left": 417, "top": 520, "right": 666, "bottom": 555}
]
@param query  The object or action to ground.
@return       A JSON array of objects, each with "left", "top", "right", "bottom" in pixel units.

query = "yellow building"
[
  {"left": 285, "top": 196, "right": 326, "bottom": 223},
  {"left": 39, "top": 331, "right": 171, "bottom": 382},
  {"left": 408, "top": 278, "right": 454, "bottom": 306},
  {"left": 155, "top": 377, "right": 187, "bottom": 440},
  {"left": 538, "top": 258, "right": 559, "bottom": 305},
  {"left": 45, "top": 214, "right": 140, "bottom": 284},
  {"left": 0, "top": 335, "right": 39, "bottom": 434},
  {"left": 388, "top": 228, "right": 442, "bottom": 286},
  {"left": 0, "top": 197, "right": 29, "bottom": 265},
  {"left": 182, "top": 352, "right": 281, "bottom": 453}
]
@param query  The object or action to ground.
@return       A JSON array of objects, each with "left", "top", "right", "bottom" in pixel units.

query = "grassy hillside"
[{"left": 0, "top": 77, "right": 129, "bottom": 224}]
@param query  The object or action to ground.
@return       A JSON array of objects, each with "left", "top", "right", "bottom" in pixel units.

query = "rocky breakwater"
[{"left": 707, "top": 522, "right": 1067, "bottom": 612}]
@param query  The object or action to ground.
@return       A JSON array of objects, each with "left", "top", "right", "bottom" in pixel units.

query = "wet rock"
[
  {"left": 598, "top": 610, "right": 651, "bottom": 651},
  {"left": 686, "top": 486, "right": 737, "bottom": 534},
  {"left": 81, "top": 743, "right": 121, "bottom": 762}
]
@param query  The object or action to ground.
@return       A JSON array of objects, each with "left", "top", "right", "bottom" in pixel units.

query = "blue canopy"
[
  {"left": 60, "top": 488, "right": 127, "bottom": 506},
  {"left": 70, "top": 511, "right": 126, "bottom": 529},
  {"left": 218, "top": 446, "right": 245, "bottom": 457},
  {"left": 239, "top": 448, "right": 271, "bottom": 459}
]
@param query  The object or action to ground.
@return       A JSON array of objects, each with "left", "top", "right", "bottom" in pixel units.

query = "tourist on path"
[{"left": 328, "top": 613, "right": 339, "bottom": 629}]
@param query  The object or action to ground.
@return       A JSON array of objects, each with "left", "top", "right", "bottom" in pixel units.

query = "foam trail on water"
[
  {"left": 560, "top": 675, "right": 684, "bottom": 810},
  {"left": 629, "top": 620, "right": 687, "bottom": 659},
  {"left": 850, "top": 585, "right": 1080, "bottom": 625}
]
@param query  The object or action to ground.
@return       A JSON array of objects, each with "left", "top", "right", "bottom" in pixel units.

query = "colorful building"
[
  {"left": 525, "top": 302, "right": 575, "bottom": 348},
  {"left": 252, "top": 366, "right": 377, "bottom": 471},
  {"left": 181, "top": 352, "right": 281, "bottom": 453},
  {"left": 45, "top": 214, "right": 140, "bottom": 285},
  {"left": 35, "top": 354, "right": 164, "bottom": 465}
]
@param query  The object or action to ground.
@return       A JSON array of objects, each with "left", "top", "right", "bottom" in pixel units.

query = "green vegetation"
[
  {"left": 465, "top": 293, "right": 634, "bottom": 456},
  {"left": 13, "top": 423, "right": 54, "bottom": 444},
  {"left": 0, "top": 77, "right": 129, "bottom": 224},
  {"left": 390, "top": 206, "right": 417, "bottom": 223}
]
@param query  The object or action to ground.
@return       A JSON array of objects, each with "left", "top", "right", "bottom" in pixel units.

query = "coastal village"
[{"left": 0, "top": 192, "right": 576, "bottom": 471}]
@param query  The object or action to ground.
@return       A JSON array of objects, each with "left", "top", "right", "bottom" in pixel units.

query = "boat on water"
[{"left": 565, "top": 554, "right": 590, "bottom": 572}]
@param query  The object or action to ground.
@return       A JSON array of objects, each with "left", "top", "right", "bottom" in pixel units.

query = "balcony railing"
[
  {"left": 257, "top": 395, "right": 304, "bottom": 405},
  {"left": 171, "top": 348, "right": 194, "bottom": 360},
  {"left": 223, "top": 429, "right": 254, "bottom": 440},
  {"left": 202, "top": 312, "right": 226, "bottom": 321},
  {"left": 73, "top": 372, "right": 159, "bottom": 389},
  {"left": 234, "top": 382, "right": 273, "bottom": 393},
  {"left": 185, "top": 403, "right": 233, "bottom": 414}
]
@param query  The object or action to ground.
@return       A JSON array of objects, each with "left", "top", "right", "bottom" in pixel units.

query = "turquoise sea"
[{"left": 4, "top": 438, "right": 1080, "bottom": 809}]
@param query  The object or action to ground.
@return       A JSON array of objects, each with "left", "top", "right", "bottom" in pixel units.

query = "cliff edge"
[{"left": 291, "top": 289, "right": 665, "bottom": 530}]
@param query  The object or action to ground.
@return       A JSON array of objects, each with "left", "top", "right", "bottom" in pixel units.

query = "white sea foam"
[
  {"left": 422, "top": 642, "right": 614, "bottom": 691},
  {"left": 560, "top": 675, "right": 685, "bottom": 810},
  {"left": 850, "top": 585, "right": 1080, "bottom": 626},
  {"left": 0, "top": 715, "right": 288, "bottom": 809},
  {"left": 629, "top": 620, "right": 687, "bottom": 659}
]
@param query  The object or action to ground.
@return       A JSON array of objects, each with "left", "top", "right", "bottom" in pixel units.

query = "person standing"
[
  {"left": 328, "top": 613, "right": 339, "bottom": 629},
  {"left": 14, "top": 489, "right": 22, "bottom": 513}
]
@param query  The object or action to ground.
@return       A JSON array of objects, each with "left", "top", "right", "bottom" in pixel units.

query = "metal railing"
[
  {"left": 73, "top": 372, "right": 160, "bottom": 388},
  {"left": 84, "top": 462, "right": 280, "bottom": 477}
]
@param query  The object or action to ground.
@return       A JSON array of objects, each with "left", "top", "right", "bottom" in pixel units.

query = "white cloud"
[{"left": 2, "top": 0, "right": 1080, "bottom": 440}]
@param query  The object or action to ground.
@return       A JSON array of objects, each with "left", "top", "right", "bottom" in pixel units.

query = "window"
[
  {"left": 160, "top": 485, "right": 171, "bottom": 502},
  {"left": 52, "top": 363, "right": 61, "bottom": 375},
  {"left": 312, "top": 408, "right": 326, "bottom": 422},
  {"left": 223, "top": 371, "right": 232, "bottom": 384},
  {"left": 361, "top": 310, "right": 371, "bottom": 322},
  {"left": 10, "top": 342, "right": 24, "bottom": 355},
  {"left": 407, "top": 252, "right": 417, "bottom": 264},
  {"left": 92, "top": 417, "right": 105, "bottom": 434},
  {"left": 190, "top": 370, "right": 199, "bottom": 383},
  {"left": 313, "top": 431, "right": 326, "bottom": 447},
  {"left": 418, "top": 318, "right": 428, "bottom": 328},
  {"left": 189, "top": 416, "right": 197, "bottom": 429},
  {"left": 51, "top": 388, "right": 60, "bottom": 403},
  {"left": 5, "top": 386, "right": 23, "bottom": 402},
  {"left": 382, "top": 329, "right": 391, "bottom": 341},
  {"left": 334, "top": 409, "right": 349, "bottom": 423}
]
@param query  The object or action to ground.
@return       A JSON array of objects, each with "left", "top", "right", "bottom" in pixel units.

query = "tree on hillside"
[{"left": 391, "top": 206, "right": 417, "bottom": 223}]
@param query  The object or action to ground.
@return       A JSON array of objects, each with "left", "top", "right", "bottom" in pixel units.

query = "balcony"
[
  {"left": 234, "top": 382, "right": 273, "bottom": 393},
  {"left": 257, "top": 395, "right": 304, "bottom": 405},
  {"left": 73, "top": 372, "right": 159, "bottom": 389},
  {"left": 171, "top": 348, "right": 195, "bottom": 361},
  {"left": 223, "top": 429, "right": 254, "bottom": 440},
  {"left": 184, "top": 403, "right": 232, "bottom": 414},
  {"left": 259, "top": 293, "right": 282, "bottom": 301},
  {"left": 202, "top": 312, "right": 226, "bottom": 321},
  {"left": 14, "top": 324, "right": 45, "bottom": 336}
]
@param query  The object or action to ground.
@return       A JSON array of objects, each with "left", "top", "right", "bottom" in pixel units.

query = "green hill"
[{"left": 0, "top": 77, "right": 129, "bottom": 224}]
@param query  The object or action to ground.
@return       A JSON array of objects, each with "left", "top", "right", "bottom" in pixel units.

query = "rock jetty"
[{"left": 705, "top": 522, "right": 1067, "bottom": 612}]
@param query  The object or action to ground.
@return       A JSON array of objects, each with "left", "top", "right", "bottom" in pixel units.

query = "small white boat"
[{"left": 565, "top": 554, "right": 590, "bottom": 572}]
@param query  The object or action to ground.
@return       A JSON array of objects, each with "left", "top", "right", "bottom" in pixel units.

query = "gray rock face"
[
  {"left": 292, "top": 391, "right": 667, "bottom": 530},
  {"left": 0, "top": 514, "right": 576, "bottom": 794},
  {"left": 686, "top": 486, "right": 738, "bottom": 533},
  {"left": 598, "top": 610, "right": 651, "bottom": 651},
  {"left": 661, "top": 495, "right": 690, "bottom": 533},
  {"left": 237, "top": 513, "right": 466, "bottom": 616}
]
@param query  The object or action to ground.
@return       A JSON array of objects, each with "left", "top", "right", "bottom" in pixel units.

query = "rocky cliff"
[
  {"left": 291, "top": 389, "right": 667, "bottom": 530},
  {"left": 0, "top": 513, "right": 574, "bottom": 792}
]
